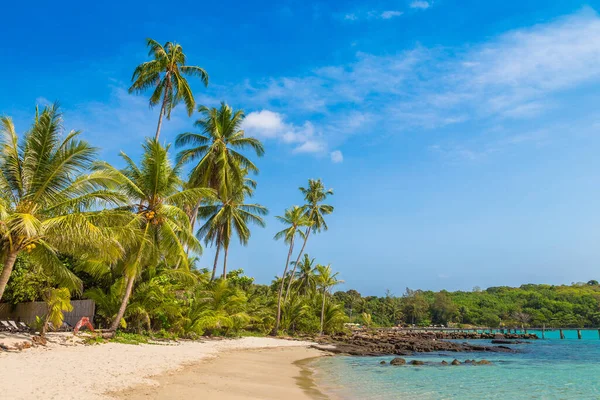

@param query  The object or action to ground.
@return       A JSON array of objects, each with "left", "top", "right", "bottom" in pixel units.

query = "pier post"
[
  {"left": 598, "top": 329, "right": 600, "bottom": 340},
  {"left": 559, "top": 329, "right": 565, "bottom": 340},
  {"left": 577, "top": 329, "right": 582, "bottom": 340},
  {"left": 542, "top": 324, "right": 545, "bottom": 339}
]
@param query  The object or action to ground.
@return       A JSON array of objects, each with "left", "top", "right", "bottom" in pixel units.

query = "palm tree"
[
  {"left": 197, "top": 173, "right": 267, "bottom": 280},
  {"left": 176, "top": 102, "right": 264, "bottom": 226},
  {"left": 129, "top": 38, "right": 209, "bottom": 140},
  {"left": 0, "top": 105, "right": 125, "bottom": 301},
  {"left": 284, "top": 179, "right": 333, "bottom": 302},
  {"left": 186, "top": 279, "right": 250, "bottom": 336},
  {"left": 273, "top": 206, "right": 311, "bottom": 334},
  {"left": 95, "top": 139, "right": 212, "bottom": 332},
  {"left": 292, "top": 254, "right": 317, "bottom": 296},
  {"left": 315, "top": 264, "right": 343, "bottom": 335}
]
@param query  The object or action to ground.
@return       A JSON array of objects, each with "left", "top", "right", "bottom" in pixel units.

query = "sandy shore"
[
  {"left": 0, "top": 335, "right": 321, "bottom": 400},
  {"left": 116, "top": 346, "right": 328, "bottom": 400}
]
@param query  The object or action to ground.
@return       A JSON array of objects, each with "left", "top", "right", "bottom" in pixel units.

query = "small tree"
[{"left": 42, "top": 288, "right": 73, "bottom": 335}]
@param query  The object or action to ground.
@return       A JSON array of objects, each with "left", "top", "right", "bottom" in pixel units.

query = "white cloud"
[
  {"left": 380, "top": 10, "right": 404, "bottom": 19},
  {"left": 243, "top": 111, "right": 326, "bottom": 154},
  {"left": 35, "top": 97, "right": 52, "bottom": 107},
  {"left": 410, "top": 1, "right": 431, "bottom": 9},
  {"left": 242, "top": 110, "right": 285, "bottom": 138},
  {"left": 342, "top": 9, "right": 403, "bottom": 22},
  {"left": 294, "top": 140, "right": 326, "bottom": 154},
  {"left": 330, "top": 150, "right": 344, "bottom": 163}
]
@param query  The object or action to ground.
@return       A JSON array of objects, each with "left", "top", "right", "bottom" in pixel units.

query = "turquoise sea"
[{"left": 312, "top": 330, "right": 600, "bottom": 399}]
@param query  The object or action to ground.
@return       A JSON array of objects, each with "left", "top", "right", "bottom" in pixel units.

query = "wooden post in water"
[
  {"left": 542, "top": 324, "right": 545, "bottom": 339},
  {"left": 559, "top": 329, "right": 565, "bottom": 340},
  {"left": 577, "top": 329, "right": 582, "bottom": 340},
  {"left": 598, "top": 329, "right": 600, "bottom": 340}
]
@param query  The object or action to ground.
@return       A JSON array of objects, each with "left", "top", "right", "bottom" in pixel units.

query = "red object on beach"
[{"left": 74, "top": 317, "right": 95, "bottom": 334}]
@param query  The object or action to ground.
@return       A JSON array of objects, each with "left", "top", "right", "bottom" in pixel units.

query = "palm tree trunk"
[
  {"left": 0, "top": 250, "right": 18, "bottom": 302},
  {"left": 221, "top": 245, "right": 229, "bottom": 279},
  {"left": 185, "top": 201, "right": 202, "bottom": 256},
  {"left": 284, "top": 227, "right": 311, "bottom": 303},
  {"left": 211, "top": 239, "right": 221, "bottom": 281},
  {"left": 155, "top": 100, "right": 167, "bottom": 141},
  {"left": 154, "top": 80, "right": 170, "bottom": 140},
  {"left": 109, "top": 275, "right": 135, "bottom": 333},
  {"left": 320, "top": 289, "right": 326, "bottom": 335},
  {"left": 274, "top": 238, "right": 295, "bottom": 335}
]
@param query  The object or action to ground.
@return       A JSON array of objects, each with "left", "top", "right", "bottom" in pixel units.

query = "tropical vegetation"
[
  {"left": 0, "top": 38, "right": 346, "bottom": 338},
  {"left": 333, "top": 281, "right": 600, "bottom": 329}
]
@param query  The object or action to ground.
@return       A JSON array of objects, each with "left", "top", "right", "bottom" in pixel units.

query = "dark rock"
[
  {"left": 312, "top": 328, "right": 527, "bottom": 357},
  {"left": 476, "top": 360, "right": 493, "bottom": 365},
  {"left": 390, "top": 357, "right": 406, "bottom": 365},
  {"left": 380, "top": 360, "right": 387, "bottom": 364},
  {"left": 410, "top": 360, "right": 425, "bottom": 365},
  {"left": 441, "top": 360, "right": 448, "bottom": 365},
  {"left": 451, "top": 359, "right": 461, "bottom": 365}
]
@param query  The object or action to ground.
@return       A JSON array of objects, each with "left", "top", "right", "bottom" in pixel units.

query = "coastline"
[
  {"left": 115, "top": 346, "right": 330, "bottom": 400},
  {"left": 0, "top": 336, "right": 320, "bottom": 400}
]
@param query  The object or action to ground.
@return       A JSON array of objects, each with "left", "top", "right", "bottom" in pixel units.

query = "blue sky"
[{"left": 2, "top": 1, "right": 600, "bottom": 295}]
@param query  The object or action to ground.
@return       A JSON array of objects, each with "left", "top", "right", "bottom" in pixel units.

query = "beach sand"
[
  {"left": 0, "top": 334, "right": 321, "bottom": 400},
  {"left": 115, "top": 346, "right": 328, "bottom": 400}
]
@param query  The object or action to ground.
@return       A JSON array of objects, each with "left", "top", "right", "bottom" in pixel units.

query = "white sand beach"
[{"left": 0, "top": 334, "right": 323, "bottom": 400}]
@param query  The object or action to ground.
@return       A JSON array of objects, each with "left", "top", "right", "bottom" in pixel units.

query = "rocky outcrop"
[{"left": 312, "top": 329, "right": 528, "bottom": 356}]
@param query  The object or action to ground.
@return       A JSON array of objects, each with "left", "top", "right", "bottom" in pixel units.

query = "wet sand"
[{"left": 115, "top": 346, "right": 328, "bottom": 400}]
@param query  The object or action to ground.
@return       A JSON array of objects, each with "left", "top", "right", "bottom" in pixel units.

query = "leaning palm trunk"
[
  {"left": 284, "top": 227, "right": 311, "bottom": 303},
  {"left": 109, "top": 275, "right": 135, "bottom": 333},
  {"left": 0, "top": 251, "right": 19, "bottom": 301},
  {"left": 211, "top": 240, "right": 221, "bottom": 281},
  {"left": 222, "top": 245, "right": 229, "bottom": 279},
  {"left": 274, "top": 238, "right": 295, "bottom": 334},
  {"left": 154, "top": 75, "right": 170, "bottom": 140},
  {"left": 320, "top": 289, "right": 326, "bottom": 335}
]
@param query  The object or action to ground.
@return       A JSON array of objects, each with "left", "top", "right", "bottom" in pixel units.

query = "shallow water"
[{"left": 312, "top": 331, "right": 600, "bottom": 399}]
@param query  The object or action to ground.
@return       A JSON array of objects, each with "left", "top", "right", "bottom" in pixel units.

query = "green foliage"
[
  {"left": 111, "top": 332, "right": 150, "bottom": 345},
  {"left": 334, "top": 282, "right": 600, "bottom": 328},
  {"left": 0, "top": 105, "right": 126, "bottom": 301},
  {"left": 43, "top": 288, "right": 73, "bottom": 334},
  {"left": 3, "top": 255, "right": 53, "bottom": 304}
]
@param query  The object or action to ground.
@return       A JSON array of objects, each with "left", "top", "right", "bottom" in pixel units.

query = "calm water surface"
[{"left": 312, "top": 330, "right": 600, "bottom": 399}]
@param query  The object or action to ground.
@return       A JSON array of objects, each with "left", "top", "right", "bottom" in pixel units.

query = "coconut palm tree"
[
  {"left": 129, "top": 38, "right": 209, "bottom": 140},
  {"left": 273, "top": 206, "right": 312, "bottom": 334},
  {"left": 185, "top": 279, "right": 250, "bottom": 336},
  {"left": 176, "top": 102, "right": 264, "bottom": 225},
  {"left": 197, "top": 173, "right": 267, "bottom": 281},
  {"left": 315, "top": 264, "right": 343, "bottom": 335},
  {"left": 0, "top": 105, "right": 125, "bottom": 301},
  {"left": 284, "top": 179, "right": 333, "bottom": 302},
  {"left": 292, "top": 254, "right": 317, "bottom": 296},
  {"left": 95, "top": 139, "right": 213, "bottom": 332}
]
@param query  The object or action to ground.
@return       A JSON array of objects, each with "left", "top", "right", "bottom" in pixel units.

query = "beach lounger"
[
  {"left": 1, "top": 320, "right": 16, "bottom": 332},
  {"left": 8, "top": 321, "right": 19, "bottom": 331}
]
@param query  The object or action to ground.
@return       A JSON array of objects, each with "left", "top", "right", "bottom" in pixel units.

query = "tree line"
[{"left": 334, "top": 281, "right": 600, "bottom": 328}]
